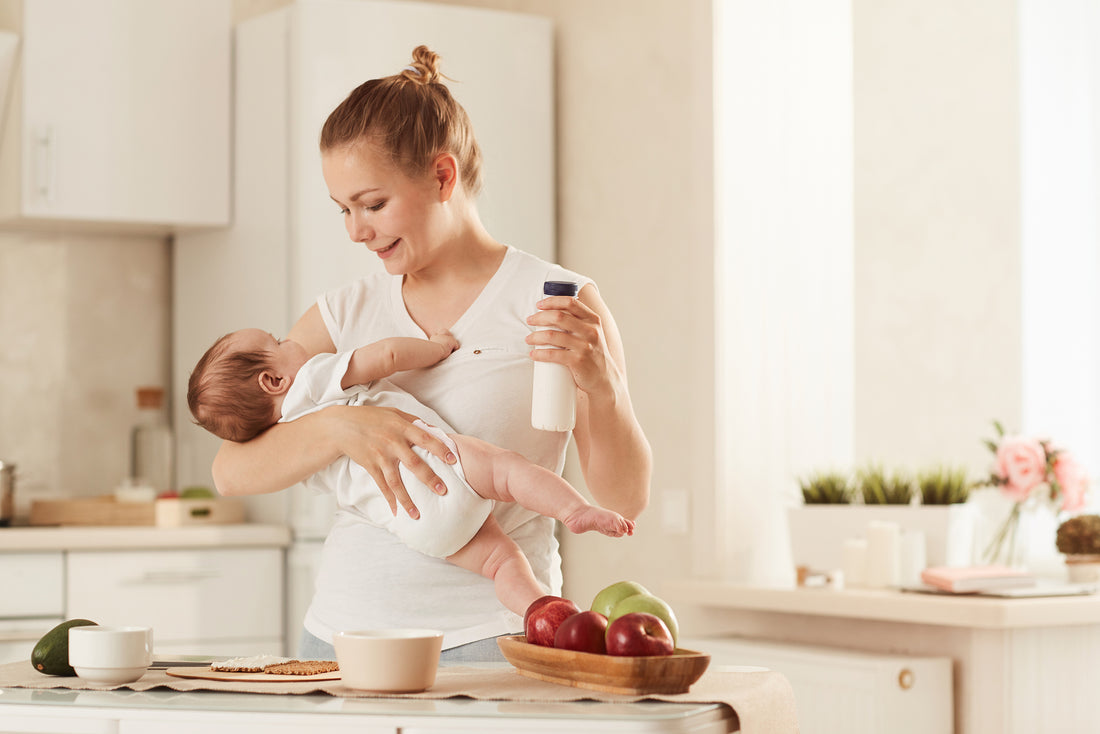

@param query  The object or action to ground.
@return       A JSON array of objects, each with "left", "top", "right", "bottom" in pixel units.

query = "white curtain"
[{"left": 713, "top": 0, "right": 854, "bottom": 586}]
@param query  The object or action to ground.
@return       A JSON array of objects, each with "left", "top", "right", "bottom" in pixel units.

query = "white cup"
[
  {"left": 842, "top": 537, "right": 868, "bottom": 587},
  {"left": 899, "top": 530, "right": 927, "bottom": 587},
  {"left": 866, "top": 521, "right": 901, "bottom": 588},
  {"left": 69, "top": 626, "right": 153, "bottom": 685}
]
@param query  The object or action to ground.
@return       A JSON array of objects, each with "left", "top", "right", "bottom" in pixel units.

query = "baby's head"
[{"left": 187, "top": 328, "right": 307, "bottom": 443}]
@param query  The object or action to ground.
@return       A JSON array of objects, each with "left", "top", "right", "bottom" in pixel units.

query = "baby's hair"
[
  {"left": 320, "top": 45, "right": 483, "bottom": 195},
  {"left": 187, "top": 333, "right": 279, "bottom": 443}
]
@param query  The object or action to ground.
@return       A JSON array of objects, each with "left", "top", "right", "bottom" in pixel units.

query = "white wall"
[
  {"left": 853, "top": 0, "right": 1022, "bottom": 469},
  {"left": 0, "top": 233, "right": 170, "bottom": 513}
]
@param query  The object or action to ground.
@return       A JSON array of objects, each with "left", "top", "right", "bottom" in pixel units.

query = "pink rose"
[
  {"left": 1054, "top": 452, "right": 1089, "bottom": 512},
  {"left": 994, "top": 436, "right": 1047, "bottom": 501}
]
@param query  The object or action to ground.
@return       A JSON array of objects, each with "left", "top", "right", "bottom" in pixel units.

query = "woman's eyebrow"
[
  {"left": 348, "top": 188, "right": 381, "bottom": 202},
  {"left": 329, "top": 188, "right": 380, "bottom": 206}
]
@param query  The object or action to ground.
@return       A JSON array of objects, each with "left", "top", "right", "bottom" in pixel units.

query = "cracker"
[
  {"left": 210, "top": 654, "right": 291, "bottom": 672},
  {"left": 263, "top": 659, "right": 339, "bottom": 676}
]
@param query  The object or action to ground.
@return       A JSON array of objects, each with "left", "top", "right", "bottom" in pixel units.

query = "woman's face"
[{"left": 321, "top": 142, "right": 444, "bottom": 275}]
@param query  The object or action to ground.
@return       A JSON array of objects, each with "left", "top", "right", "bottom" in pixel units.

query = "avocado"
[{"left": 31, "top": 619, "right": 98, "bottom": 676}]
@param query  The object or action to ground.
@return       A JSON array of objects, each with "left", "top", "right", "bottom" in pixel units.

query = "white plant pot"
[
  {"left": 786, "top": 504, "right": 976, "bottom": 574},
  {"left": 1065, "top": 555, "right": 1100, "bottom": 583}
]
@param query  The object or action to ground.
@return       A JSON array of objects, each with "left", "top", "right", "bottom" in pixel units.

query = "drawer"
[
  {"left": 0, "top": 552, "right": 63, "bottom": 618},
  {"left": 66, "top": 548, "right": 284, "bottom": 644}
]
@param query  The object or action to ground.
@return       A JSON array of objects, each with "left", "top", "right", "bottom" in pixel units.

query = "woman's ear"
[
  {"left": 432, "top": 153, "right": 458, "bottom": 202},
  {"left": 258, "top": 370, "right": 289, "bottom": 396}
]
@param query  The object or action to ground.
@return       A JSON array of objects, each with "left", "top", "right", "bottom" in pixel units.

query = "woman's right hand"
[{"left": 327, "top": 404, "right": 456, "bottom": 520}]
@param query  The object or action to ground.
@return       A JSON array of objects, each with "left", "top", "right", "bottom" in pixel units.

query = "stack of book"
[{"left": 919, "top": 565, "right": 1035, "bottom": 594}]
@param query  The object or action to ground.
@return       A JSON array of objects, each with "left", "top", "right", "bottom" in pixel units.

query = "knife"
[{"left": 150, "top": 660, "right": 214, "bottom": 669}]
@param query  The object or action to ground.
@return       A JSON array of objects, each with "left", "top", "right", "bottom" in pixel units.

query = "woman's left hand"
[{"left": 525, "top": 293, "right": 619, "bottom": 395}]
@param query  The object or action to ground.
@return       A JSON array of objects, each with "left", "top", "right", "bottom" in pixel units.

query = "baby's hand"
[{"left": 430, "top": 330, "right": 459, "bottom": 355}]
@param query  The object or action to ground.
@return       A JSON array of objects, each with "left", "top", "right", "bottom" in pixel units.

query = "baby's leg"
[
  {"left": 446, "top": 515, "right": 547, "bottom": 617},
  {"left": 450, "top": 434, "right": 635, "bottom": 537}
]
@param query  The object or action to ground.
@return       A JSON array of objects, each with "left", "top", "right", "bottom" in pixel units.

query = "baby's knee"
[{"left": 480, "top": 538, "right": 528, "bottom": 580}]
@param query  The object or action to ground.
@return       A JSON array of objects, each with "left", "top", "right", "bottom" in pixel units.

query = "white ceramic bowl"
[
  {"left": 334, "top": 629, "right": 443, "bottom": 692},
  {"left": 69, "top": 626, "right": 153, "bottom": 685}
]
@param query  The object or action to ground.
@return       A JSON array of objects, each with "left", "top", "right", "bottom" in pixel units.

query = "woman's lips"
[{"left": 374, "top": 239, "right": 400, "bottom": 259}]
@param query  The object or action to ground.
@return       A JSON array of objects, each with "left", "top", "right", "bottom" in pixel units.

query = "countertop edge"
[
  {"left": 0, "top": 524, "right": 294, "bottom": 551},
  {"left": 667, "top": 580, "right": 1100, "bottom": 630}
]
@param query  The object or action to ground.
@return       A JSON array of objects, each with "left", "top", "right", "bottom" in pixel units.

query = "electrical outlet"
[{"left": 660, "top": 488, "right": 690, "bottom": 535}]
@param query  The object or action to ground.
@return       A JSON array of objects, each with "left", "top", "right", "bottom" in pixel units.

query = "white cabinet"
[
  {"left": 0, "top": 551, "right": 62, "bottom": 618},
  {"left": 0, "top": 0, "right": 230, "bottom": 231},
  {"left": 0, "top": 545, "right": 284, "bottom": 662},
  {"left": 66, "top": 548, "right": 283, "bottom": 656},
  {"left": 0, "top": 551, "right": 63, "bottom": 664},
  {"left": 172, "top": 0, "right": 555, "bottom": 520}
]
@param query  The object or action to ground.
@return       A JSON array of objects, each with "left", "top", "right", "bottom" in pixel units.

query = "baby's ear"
[{"left": 258, "top": 370, "right": 289, "bottom": 396}]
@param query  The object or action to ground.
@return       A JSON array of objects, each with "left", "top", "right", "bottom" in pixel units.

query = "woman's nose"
[{"left": 347, "top": 212, "right": 375, "bottom": 242}]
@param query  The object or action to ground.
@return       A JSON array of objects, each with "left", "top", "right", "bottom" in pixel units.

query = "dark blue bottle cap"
[{"left": 543, "top": 280, "right": 579, "bottom": 297}]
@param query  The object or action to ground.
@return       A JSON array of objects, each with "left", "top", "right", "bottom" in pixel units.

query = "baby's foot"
[{"left": 562, "top": 506, "right": 635, "bottom": 537}]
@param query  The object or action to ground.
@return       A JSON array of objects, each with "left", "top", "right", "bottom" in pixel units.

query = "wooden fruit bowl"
[{"left": 497, "top": 635, "right": 710, "bottom": 695}]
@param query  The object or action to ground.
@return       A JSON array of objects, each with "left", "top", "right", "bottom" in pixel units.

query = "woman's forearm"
[
  {"left": 211, "top": 410, "right": 342, "bottom": 496},
  {"left": 575, "top": 375, "right": 652, "bottom": 520}
]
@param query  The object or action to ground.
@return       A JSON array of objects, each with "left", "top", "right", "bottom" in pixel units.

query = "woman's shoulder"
[
  {"left": 320, "top": 271, "right": 392, "bottom": 312},
  {"left": 317, "top": 271, "right": 396, "bottom": 342},
  {"left": 502, "top": 245, "right": 593, "bottom": 290}
]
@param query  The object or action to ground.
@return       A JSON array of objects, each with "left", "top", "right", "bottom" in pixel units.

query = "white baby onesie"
[{"left": 280, "top": 350, "right": 492, "bottom": 558}]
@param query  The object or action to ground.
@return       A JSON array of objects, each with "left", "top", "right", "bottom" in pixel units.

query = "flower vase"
[
  {"left": 983, "top": 502, "right": 1024, "bottom": 567},
  {"left": 973, "top": 488, "right": 1061, "bottom": 571}
]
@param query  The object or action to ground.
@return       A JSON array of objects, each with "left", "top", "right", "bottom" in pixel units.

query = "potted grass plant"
[
  {"left": 787, "top": 464, "right": 977, "bottom": 573},
  {"left": 857, "top": 465, "right": 915, "bottom": 505}
]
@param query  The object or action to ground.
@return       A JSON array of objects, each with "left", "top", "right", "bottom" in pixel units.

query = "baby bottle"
[{"left": 531, "top": 280, "right": 580, "bottom": 431}]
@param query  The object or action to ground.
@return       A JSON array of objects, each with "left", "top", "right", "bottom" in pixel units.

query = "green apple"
[
  {"left": 607, "top": 593, "right": 679, "bottom": 645},
  {"left": 590, "top": 580, "right": 651, "bottom": 618}
]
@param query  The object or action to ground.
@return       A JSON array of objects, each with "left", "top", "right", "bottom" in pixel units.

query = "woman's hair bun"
[{"left": 400, "top": 45, "right": 442, "bottom": 84}]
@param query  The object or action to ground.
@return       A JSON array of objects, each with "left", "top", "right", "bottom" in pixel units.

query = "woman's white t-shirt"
[{"left": 302, "top": 246, "right": 591, "bottom": 649}]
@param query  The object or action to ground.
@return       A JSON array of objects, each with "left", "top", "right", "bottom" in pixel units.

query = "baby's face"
[{"left": 231, "top": 328, "right": 310, "bottom": 382}]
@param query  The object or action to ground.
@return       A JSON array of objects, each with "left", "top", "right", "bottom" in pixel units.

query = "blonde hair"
[{"left": 320, "top": 45, "right": 483, "bottom": 195}]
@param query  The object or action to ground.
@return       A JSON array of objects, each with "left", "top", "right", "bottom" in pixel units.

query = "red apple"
[
  {"left": 553, "top": 610, "right": 608, "bottom": 654},
  {"left": 605, "top": 612, "right": 675, "bottom": 657},
  {"left": 524, "top": 597, "right": 581, "bottom": 647},
  {"left": 523, "top": 594, "right": 562, "bottom": 629}
]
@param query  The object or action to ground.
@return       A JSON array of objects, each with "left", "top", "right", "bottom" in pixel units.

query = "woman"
[{"left": 211, "top": 45, "right": 651, "bottom": 662}]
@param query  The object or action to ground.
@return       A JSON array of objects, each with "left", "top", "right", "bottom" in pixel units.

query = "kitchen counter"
[
  {"left": 0, "top": 523, "right": 292, "bottom": 551},
  {"left": 670, "top": 579, "right": 1100, "bottom": 628},
  {"left": 670, "top": 581, "right": 1100, "bottom": 734},
  {"left": 0, "top": 658, "right": 808, "bottom": 734},
  {"left": 0, "top": 686, "right": 737, "bottom": 734}
]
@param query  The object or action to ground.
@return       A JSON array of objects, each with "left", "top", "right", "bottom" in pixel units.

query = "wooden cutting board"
[
  {"left": 29, "top": 495, "right": 245, "bottom": 527},
  {"left": 166, "top": 667, "right": 341, "bottom": 682}
]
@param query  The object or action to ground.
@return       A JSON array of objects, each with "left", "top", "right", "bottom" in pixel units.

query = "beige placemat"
[{"left": 0, "top": 661, "right": 798, "bottom": 734}]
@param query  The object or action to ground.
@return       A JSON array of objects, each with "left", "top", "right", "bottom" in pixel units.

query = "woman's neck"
[{"left": 400, "top": 215, "right": 506, "bottom": 334}]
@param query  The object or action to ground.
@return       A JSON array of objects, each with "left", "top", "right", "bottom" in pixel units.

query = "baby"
[{"left": 187, "top": 328, "right": 634, "bottom": 617}]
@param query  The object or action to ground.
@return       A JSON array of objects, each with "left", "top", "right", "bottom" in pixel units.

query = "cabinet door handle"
[
  {"left": 33, "top": 125, "right": 53, "bottom": 206},
  {"left": 127, "top": 569, "right": 220, "bottom": 585}
]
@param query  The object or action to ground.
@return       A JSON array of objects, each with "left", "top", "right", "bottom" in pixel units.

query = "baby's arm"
[{"left": 342, "top": 332, "right": 459, "bottom": 389}]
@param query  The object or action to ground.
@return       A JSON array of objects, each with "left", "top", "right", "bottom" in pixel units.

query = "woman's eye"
[{"left": 367, "top": 201, "right": 386, "bottom": 212}]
